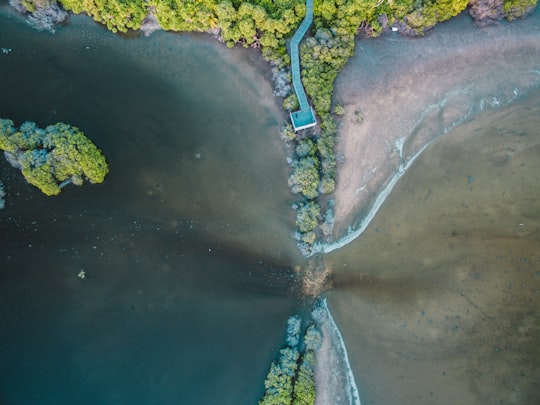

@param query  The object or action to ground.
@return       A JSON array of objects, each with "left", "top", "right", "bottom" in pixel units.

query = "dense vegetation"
[
  {"left": 10, "top": 0, "right": 537, "bottom": 251},
  {"left": 503, "top": 0, "right": 538, "bottom": 20},
  {"left": 0, "top": 119, "right": 108, "bottom": 196},
  {"left": 259, "top": 315, "right": 322, "bottom": 405}
]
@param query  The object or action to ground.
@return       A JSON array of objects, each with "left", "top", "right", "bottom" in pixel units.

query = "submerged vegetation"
[
  {"left": 260, "top": 315, "right": 322, "bottom": 405},
  {"left": 0, "top": 180, "right": 4, "bottom": 209},
  {"left": 8, "top": 0, "right": 538, "bottom": 248},
  {"left": 0, "top": 119, "right": 108, "bottom": 196}
]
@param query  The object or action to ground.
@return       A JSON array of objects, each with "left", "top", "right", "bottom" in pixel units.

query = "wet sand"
[
  {"left": 313, "top": 299, "right": 361, "bottom": 405},
  {"left": 312, "top": 10, "right": 540, "bottom": 403},
  {"left": 326, "top": 10, "right": 540, "bottom": 246},
  {"left": 326, "top": 89, "right": 540, "bottom": 404}
]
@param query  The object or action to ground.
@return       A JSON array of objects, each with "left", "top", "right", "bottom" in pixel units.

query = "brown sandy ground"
[
  {"left": 331, "top": 12, "right": 540, "bottom": 240},
  {"left": 325, "top": 96, "right": 540, "bottom": 404},
  {"left": 313, "top": 299, "right": 361, "bottom": 405}
]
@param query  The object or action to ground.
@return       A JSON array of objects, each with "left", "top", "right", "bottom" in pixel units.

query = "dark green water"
[{"left": 0, "top": 8, "right": 304, "bottom": 404}]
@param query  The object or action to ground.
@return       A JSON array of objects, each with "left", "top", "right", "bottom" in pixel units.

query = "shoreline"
[
  {"left": 313, "top": 298, "right": 361, "bottom": 405},
  {"left": 311, "top": 84, "right": 534, "bottom": 256},
  {"left": 0, "top": 8, "right": 305, "bottom": 404},
  {"left": 323, "top": 88, "right": 540, "bottom": 403},
  {"left": 313, "top": 10, "right": 540, "bottom": 403},
  {"left": 317, "top": 9, "right": 540, "bottom": 253}
]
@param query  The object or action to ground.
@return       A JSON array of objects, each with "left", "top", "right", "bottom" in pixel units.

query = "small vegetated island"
[{"left": 0, "top": 118, "right": 108, "bottom": 196}]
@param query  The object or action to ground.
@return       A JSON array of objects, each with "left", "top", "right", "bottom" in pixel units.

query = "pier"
[{"left": 289, "top": 0, "right": 317, "bottom": 132}]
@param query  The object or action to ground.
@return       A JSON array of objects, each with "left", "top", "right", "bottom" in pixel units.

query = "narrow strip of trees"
[{"left": 260, "top": 315, "right": 322, "bottom": 405}]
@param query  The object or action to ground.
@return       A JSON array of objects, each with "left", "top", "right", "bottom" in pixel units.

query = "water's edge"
[
  {"left": 313, "top": 8, "right": 540, "bottom": 255},
  {"left": 313, "top": 298, "right": 361, "bottom": 405},
  {"left": 312, "top": 83, "right": 539, "bottom": 256},
  {"left": 3, "top": 4, "right": 539, "bottom": 405}
]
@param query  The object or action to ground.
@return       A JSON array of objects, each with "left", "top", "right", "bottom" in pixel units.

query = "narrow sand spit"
[
  {"left": 323, "top": 10, "right": 540, "bottom": 249},
  {"left": 313, "top": 299, "right": 361, "bottom": 405}
]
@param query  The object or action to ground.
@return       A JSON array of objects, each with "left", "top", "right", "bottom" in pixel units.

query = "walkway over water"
[{"left": 290, "top": 0, "right": 317, "bottom": 132}]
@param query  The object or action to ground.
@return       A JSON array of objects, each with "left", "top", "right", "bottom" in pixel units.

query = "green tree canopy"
[
  {"left": 0, "top": 119, "right": 109, "bottom": 196},
  {"left": 260, "top": 316, "right": 322, "bottom": 405},
  {"left": 59, "top": 0, "right": 148, "bottom": 32}
]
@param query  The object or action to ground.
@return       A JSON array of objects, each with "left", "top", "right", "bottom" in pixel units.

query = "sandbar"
[{"left": 320, "top": 9, "right": 540, "bottom": 251}]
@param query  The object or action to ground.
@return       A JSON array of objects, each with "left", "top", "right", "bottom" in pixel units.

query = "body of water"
[
  {"left": 0, "top": 7, "right": 303, "bottom": 404},
  {"left": 323, "top": 9, "right": 540, "bottom": 404}
]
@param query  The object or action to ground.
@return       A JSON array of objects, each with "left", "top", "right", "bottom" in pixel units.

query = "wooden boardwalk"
[{"left": 290, "top": 0, "right": 317, "bottom": 132}]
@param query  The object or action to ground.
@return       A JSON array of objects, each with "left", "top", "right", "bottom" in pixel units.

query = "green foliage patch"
[
  {"left": 59, "top": 0, "right": 147, "bottom": 32},
  {"left": 288, "top": 156, "right": 320, "bottom": 200},
  {"left": 401, "top": 0, "right": 469, "bottom": 35},
  {"left": 503, "top": 0, "right": 537, "bottom": 20},
  {"left": 296, "top": 201, "right": 320, "bottom": 234},
  {"left": 259, "top": 316, "right": 322, "bottom": 405},
  {"left": 0, "top": 119, "right": 108, "bottom": 196}
]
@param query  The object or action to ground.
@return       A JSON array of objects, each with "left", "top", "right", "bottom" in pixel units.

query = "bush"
[
  {"left": 260, "top": 316, "right": 322, "bottom": 405},
  {"left": 300, "top": 27, "right": 354, "bottom": 118},
  {"left": 319, "top": 176, "right": 335, "bottom": 195},
  {"left": 9, "top": 0, "right": 68, "bottom": 33},
  {"left": 402, "top": 0, "right": 469, "bottom": 35},
  {"left": 295, "top": 138, "right": 316, "bottom": 158},
  {"left": 503, "top": 0, "right": 537, "bottom": 20},
  {"left": 59, "top": 0, "right": 148, "bottom": 33},
  {"left": 303, "top": 325, "right": 322, "bottom": 351},
  {"left": 299, "top": 230, "right": 317, "bottom": 245},
  {"left": 288, "top": 156, "right": 320, "bottom": 200},
  {"left": 259, "top": 347, "right": 299, "bottom": 405},
  {"left": 292, "top": 350, "right": 316, "bottom": 405},
  {"left": 281, "top": 124, "right": 296, "bottom": 141},
  {"left": 333, "top": 104, "right": 345, "bottom": 116},
  {"left": 286, "top": 315, "right": 302, "bottom": 347},
  {"left": 296, "top": 200, "right": 321, "bottom": 234},
  {"left": 283, "top": 94, "right": 300, "bottom": 111}
]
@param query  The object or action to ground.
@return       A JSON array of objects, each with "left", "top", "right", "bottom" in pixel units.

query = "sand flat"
[
  {"left": 322, "top": 9, "right": 540, "bottom": 404},
  {"left": 330, "top": 10, "right": 540, "bottom": 242},
  {"left": 326, "top": 84, "right": 540, "bottom": 404}
]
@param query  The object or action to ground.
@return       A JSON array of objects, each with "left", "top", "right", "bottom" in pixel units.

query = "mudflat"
[
  {"left": 326, "top": 88, "right": 540, "bottom": 404},
  {"left": 329, "top": 10, "right": 540, "bottom": 242},
  {"left": 321, "top": 9, "right": 540, "bottom": 404}
]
